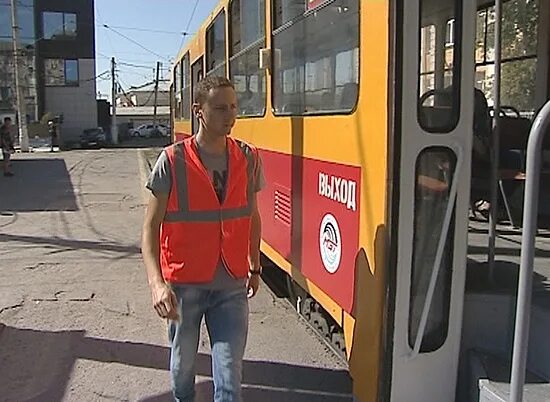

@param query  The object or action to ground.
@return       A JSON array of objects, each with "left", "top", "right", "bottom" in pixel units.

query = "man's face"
[
  {"left": 4, "top": 119, "right": 11, "bottom": 127},
  {"left": 197, "top": 86, "right": 238, "bottom": 137}
]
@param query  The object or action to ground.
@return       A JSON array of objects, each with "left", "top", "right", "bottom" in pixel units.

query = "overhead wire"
[
  {"left": 118, "top": 61, "right": 155, "bottom": 70},
  {"left": 116, "top": 79, "right": 136, "bottom": 106},
  {"left": 117, "top": 69, "right": 154, "bottom": 80},
  {"left": 175, "top": 0, "right": 200, "bottom": 55},
  {"left": 95, "top": 24, "right": 191, "bottom": 36},
  {"left": 95, "top": 7, "right": 117, "bottom": 57},
  {"left": 185, "top": 0, "right": 200, "bottom": 34},
  {"left": 81, "top": 69, "right": 110, "bottom": 82},
  {"left": 100, "top": 24, "right": 171, "bottom": 62}
]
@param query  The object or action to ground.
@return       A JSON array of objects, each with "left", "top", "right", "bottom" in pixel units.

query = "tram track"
[{"left": 261, "top": 264, "right": 349, "bottom": 367}]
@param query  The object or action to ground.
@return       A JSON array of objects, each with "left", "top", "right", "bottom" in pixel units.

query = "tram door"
[
  {"left": 387, "top": 0, "right": 475, "bottom": 400},
  {"left": 191, "top": 57, "right": 204, "bottom": 135}
]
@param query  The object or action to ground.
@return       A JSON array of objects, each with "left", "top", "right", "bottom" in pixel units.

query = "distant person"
[
  {"left": 0, "top": 117, "right": 15, "bottom": 177},
  {"left": 142, "top": 76, "right": 265, "bottom": 402},
  {"left": 48, "top": 121, "right": 57, "bottom": 152}
]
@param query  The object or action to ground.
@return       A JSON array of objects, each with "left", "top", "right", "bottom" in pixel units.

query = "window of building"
[
  {"left": 65, "top": 60, "right": 78, "bottom": 84},
  {"left": 417, "top": 0, "right": 462, "bottom": 133},
  {"left": 0, "top": 2, "right": 35, "bottom": 44},
  {"left": 0, "top": 87, "right": 11, "bottom": 102},
  {"left": 206, "top": 11, "right": 226, "bottom": 77},
  {"left": 229, "top": 0, "right": 266, "bottom": 117},
  {"left": 272, "top": 0, "right": 359, "bottom": 115},
  {"left": 43, "top": 12, "right": 77, "bottom": 40},
  {"left": 475, "top": 0, "right": 539, "bottom": 115},
  {"left": 45, "top": 59, "right": 79, "bottom": 86},
  {"left": 0, "top": 6, "right": 10, "bottom": 39}
]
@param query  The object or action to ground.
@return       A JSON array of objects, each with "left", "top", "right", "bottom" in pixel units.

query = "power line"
[
  {"left": 185, "top": 0, "right": 200, "bottom": 34},
  {"left": 96, "top": 54, "right": 164, "bottom": 66},
  {"left": 95, "top": 24, "right": 192, "bottom": 36},
  {"left": 95, "top": 7, "right": 117, "bottom": 57},
  {"left": 117, "top": 69, "right": 153, "bottom": 80},
  {"left": 100, "top": 24, "right": 171, "bottom": 62},
  {"left": 175, "top": 0, "right": 200, "bottom": 56},
  {"left": 81, "top": 69, "right": 110, "bottom": 82},
  {"left": 118, "top": 61, "right": 155, "bottom": 70},
  {"left": 116, "top": 79, "right": 135, "bottom": 106},
  {"left": 129, "top": 80, "right": 156, "bottom": 90},
  {"left": 97, "top": 51, "right": 110, "bottom": 59}
]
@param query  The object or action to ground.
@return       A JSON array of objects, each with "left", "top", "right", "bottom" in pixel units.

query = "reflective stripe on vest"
[{"left": 164, "top": 139, "right": 256, "bottom": 222}]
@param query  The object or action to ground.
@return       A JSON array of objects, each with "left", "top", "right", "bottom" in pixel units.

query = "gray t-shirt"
[{"left": 146, "top": 141, "right": 266, "bottom": 289}]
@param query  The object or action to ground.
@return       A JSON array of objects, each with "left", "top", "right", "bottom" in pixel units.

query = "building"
[
  {"left": 117, "top": 81, "right": 170, "bottom": 108},
  {"left": 115, "top": 80, "right": 170, "bottom": 128},
  {"left": 0, "top": 0, "right": 97, "bottom": 146},
  {"left": 0, "top": 0, "right": 37, "bottom": 123}
]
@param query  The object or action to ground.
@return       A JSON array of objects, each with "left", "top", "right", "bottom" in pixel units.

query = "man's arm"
[
  {"left": 247, "top": 193, "right": 262, "bottom": 298},
  {"left": 249, "top": 193, "right": 262, "bottom": 269},
  {"left": 142, "top": 191, "right": 179, "bottom": 320}
]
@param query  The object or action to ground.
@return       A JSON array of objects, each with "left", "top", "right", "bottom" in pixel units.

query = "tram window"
[
  {"left": 419, "top": 24, "right": 436, "bottom": 106},
  {"left": 475, "top": 0, "right": 539, "bottom": 114},
  {"left": 273, "top": 0, "right": 306, "bottom": 29},
  {"left": 229, "top": 0, "right": 266, "bottom": 117},
  {"left": 417, "top": 0, "right": 462, "bottom": 132},
  {"left": 174, "top": 62, "right": 182, "bottom": 119},
  {"left": 409, "top": 148, "right": 455, "bottom": 353},
  {"left": 181, "top": 53, "right": 191, "bottom": 120},
  {"left": 206, "top": 10, "right": 226, "bottom": 76},
  {"left": 272, "top": 0, "right": 359, "bottom": 115}
]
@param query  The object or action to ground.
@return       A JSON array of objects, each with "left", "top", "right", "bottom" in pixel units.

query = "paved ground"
[
  {"left": 0, "top": 145, "right": 351, "bottom": 402},
  {"left": 4, "top": 140, "right": 550, "bottom": 401},
  {"left": 467, "top": 215, "right": 550, "bottom": 305}
]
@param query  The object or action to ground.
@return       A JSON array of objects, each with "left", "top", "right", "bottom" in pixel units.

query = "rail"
[{"left": 510, "top": 100, "right": 550, "bottom": 402}]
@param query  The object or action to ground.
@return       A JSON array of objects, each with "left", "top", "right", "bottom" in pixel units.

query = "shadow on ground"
[
  {"left": 466, "top": 259, "right": 550, "bottom": 292},
  {"left": 0, "top": 232, "right": 140, "bottom": 256},
  {"left": 0, "top": 324, "right": 352, "bottom": 402},
  {"left": 0, "top": 159, "right": 78, "bottom": 213}
]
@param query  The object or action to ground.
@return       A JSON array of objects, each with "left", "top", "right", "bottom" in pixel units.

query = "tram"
[{"left": 169, "top": 0, "right": 550, "bottom": 401}]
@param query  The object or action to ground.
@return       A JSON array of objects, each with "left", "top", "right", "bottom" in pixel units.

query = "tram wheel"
[{"left": 330, "top": 331, "right": 347, "bottom": 358}]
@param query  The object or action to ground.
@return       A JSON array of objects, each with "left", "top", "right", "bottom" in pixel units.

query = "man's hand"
[
  {"left": 247, "top": 274, "right": 260, "bottom": 298},
  {"left": 151, "top": 282, "right": 179, "bottom": 321}
]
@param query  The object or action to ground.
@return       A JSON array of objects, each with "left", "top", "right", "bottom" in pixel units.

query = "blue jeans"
[{"left": 168, "top": 286, "right": 249, "bottom": 402}]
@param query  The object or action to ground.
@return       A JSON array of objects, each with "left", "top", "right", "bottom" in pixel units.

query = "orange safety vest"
[{"left": 160, "top": 136, "right": 257, "bottom": 284}]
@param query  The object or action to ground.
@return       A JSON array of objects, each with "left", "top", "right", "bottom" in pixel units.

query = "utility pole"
[
  {"left": 152, "top": 61, "right": 161, "bottom": 127},
  {"left": 11, "top": 0, "right": 29, "bottom": 152},
  {"left": 111, "top": 57, "right": 118, "bottom": 144}
]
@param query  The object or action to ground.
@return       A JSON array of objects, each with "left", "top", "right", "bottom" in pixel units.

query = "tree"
[
  {"left": 500, "top": 0, "right": 539, "bottom": 112},
  {"left": 475, "top": 0, "right": 539, "bottom": 113}
]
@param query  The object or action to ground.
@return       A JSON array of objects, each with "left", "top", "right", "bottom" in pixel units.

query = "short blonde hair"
[{"left": 193, "top": 76, "right": 234, "bottom": 105}]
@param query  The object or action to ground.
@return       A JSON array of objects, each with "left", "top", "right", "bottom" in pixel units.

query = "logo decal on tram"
[{"left": 319, "top": 213, "right": 342, "bottom": 273}]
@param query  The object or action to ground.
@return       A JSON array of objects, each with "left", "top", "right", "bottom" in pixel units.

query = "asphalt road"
[{"left": 0, "top": 146, "right": 352, "bottom": 402}]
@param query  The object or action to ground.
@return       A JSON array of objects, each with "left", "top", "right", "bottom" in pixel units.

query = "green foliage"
[{"left": 475, "top": 0, "right": 539, "bottom": 112}]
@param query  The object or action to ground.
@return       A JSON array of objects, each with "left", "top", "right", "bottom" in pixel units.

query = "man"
[
  {"left": 48, "top": 120, "right": 57, "bottom": 152},
  {"left": 0, "top": 117, "right": 15, "bottom": 177},
  {"left": 142, "top": 76, "right": 265, "bottom": 402}
]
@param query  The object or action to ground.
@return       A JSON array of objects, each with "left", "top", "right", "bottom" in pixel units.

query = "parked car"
[
  {"left": 131, "top": 124, "right": 170, "bottom": 138},
  {"left": 80, "top": 127, "right": 107, "bottom": 148}
]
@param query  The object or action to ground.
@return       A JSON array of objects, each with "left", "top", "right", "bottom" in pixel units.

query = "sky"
[{"left": 94, "top": 0, "right": 219, "bottom": 101}]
